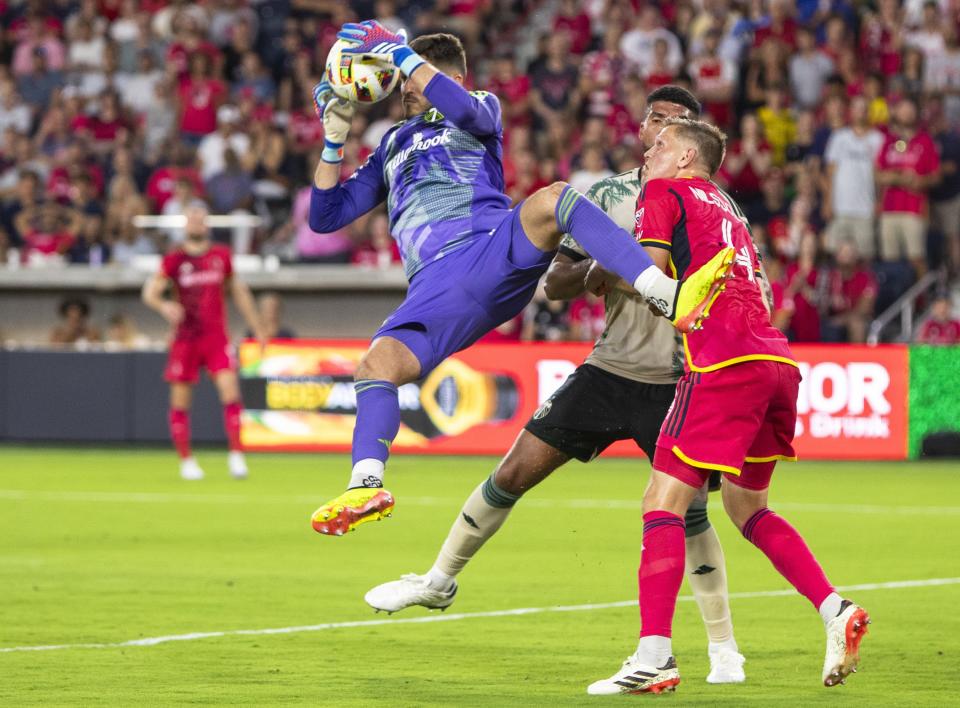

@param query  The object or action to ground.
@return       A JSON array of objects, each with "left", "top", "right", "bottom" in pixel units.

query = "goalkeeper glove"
[
  {"left": 336, "top": 20, "right": 426, "bottom": 77},
  {"left": 313, "top": 80, "right": 355, "bottom": 164}
]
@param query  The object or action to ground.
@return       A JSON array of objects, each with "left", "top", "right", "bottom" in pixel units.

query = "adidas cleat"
[
  {"left": 365, "top": 573, "right": 458, "bottom": 613},
  {"left": 672, "top": 246, "right": 735, "bottom": 333},
  {"left": 706, "top": 646, "right": 746, "bottom": 684},
  {"left": 822, "top": 600, "right": 870, "bottom": 687},
  {"left": 587, "top": 654, "right": 680, "bottom": 695},
  {"left": 311, "top": 487, "right": 395, "bottom": 536}
]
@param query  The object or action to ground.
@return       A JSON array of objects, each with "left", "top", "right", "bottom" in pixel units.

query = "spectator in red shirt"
[
  {"left": 916, "top": 295, "right": 960, "bottom": 344},
  {"left": 487, "top": 56, "right": 531, "bottom": 128},
  {"left": 552, "top": 0, "right": 592, "bottom": 55},
  {"left": 688, "top": 28, "right": 736, "bottom": 129},
  {"left": 717, "top": 112, "right": 773, "bottom": 215},
  {"left": 784, "top": 233, "right": 825, "bottom": 342},
  {"left": 821, "top": 240, "right": 878, "bottom": 343},
  {"left": 177, "top": 52, "right": 227, "bottom": 142},
  {"left": 15, "top": 202, "right": 79, "bottom": 262},
  {"left": 351, "top": 211, "right": 401, "bottom": 269},
  {"left": 753, "top": 0, "right": 799, "bottom": 51},
  {"left": 876, "top": 96, "right": 940, "bottom": 277},
  {"left": 146, "top": 142, "right": 205, "bottom": 212}
]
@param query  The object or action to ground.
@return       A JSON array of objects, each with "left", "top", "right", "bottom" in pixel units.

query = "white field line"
[
  {"left": 2, "top": 576, "right": 958, "bottom": 654},
  {"left": 1, "top": 488, "right": 959, "bottom": 516}
]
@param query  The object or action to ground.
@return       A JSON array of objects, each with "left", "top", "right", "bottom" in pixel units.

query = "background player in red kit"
[
  {"left": 588, "top": 120, "right": 869, "bottom": 695},
  {"left": 142, "top": 204, "right": 266, "bottom": 480}
]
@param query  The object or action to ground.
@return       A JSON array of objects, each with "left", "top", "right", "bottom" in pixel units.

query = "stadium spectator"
[
  {"left": 16, "top": 202, "right": 79, "bottom": 263},
  {"left": 619, "top": 6, "right": 683, "bottom": 77},
  {"left": 916, "top": 294, "right": 960, "bottom": 344},
  {"left": 104, "top": 312, "right": 150, "bottom": 349},
  {"left": 12, "top": 15, "right": 66, "bottom": 76},
  {"left": 823, "top": 95, "right": 884, "bottom": 259},
  {"left": 177, "top": 52, "right": 227, "bottom": 142},
  {"left": 756, "top": 84, "right": 796, "bottom": 166},
  {"left": 197, "top": 104, "right": 249, "bottom": 181},
  {"left": 784, "top": 233, "right": 825, "bottom": 342},
  {"left": 929, "top": 103, "right": 960, "bottom": 275},
  {"left": 568, "top": 144, "right": 613, "bottom": 195},
  {"left": 254, "top": 292, "right": 296, "bottom": 340},
  {"left": 16, "top": 47, "right": 64, "bottom": 112},
  {"left": 718, "top": 113, "right": 772, "bottom": 216},
  {"left": 1, "top": 170, "right": 42, "bottom": 249},
  {"left": 49, "top": 296, "right": 100, "bottom": 345},
  {"left": 821, "top": 240, "right": 878, "bottom": 343},
  {"left": 162, "top": 177, "right": 206, "bottom": 245},
  {"left": 876, "top": 96, "right": 940, "bottom": 276},
  {"left": 789, "top": 26, "right": 834, "bottom": 110},
  {"left": 66, "top": 173, "right": 108, "bottom": 264},
  {"left": 281, "top": 185, "right": 352, "bottom": 264},
  {"left": 553, "top": 0, "right": 592, "bottom": 55},
  {"left": 0, "top": 80, "right": 32, "bottom": 135},
  {"left": 529, "top": 33, "right": 580, "bottom": 129},
  {"left": 687, "top": 28, "right": 735, "bottom": 129},
  {"left": 145, "top": 142, "right": 204, "bottom": 212}
]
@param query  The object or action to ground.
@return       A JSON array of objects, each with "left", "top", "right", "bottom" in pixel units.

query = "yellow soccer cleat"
[
  {"left": 311, "top": 487, "right": 395, "bottom": 536},
  {"left": 672, "top": 246, "right": 735, "bottom": 333}
]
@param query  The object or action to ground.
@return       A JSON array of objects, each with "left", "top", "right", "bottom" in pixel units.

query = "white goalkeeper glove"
[{"left": 313, "top": 80, "right": 355, "bottom": 164}]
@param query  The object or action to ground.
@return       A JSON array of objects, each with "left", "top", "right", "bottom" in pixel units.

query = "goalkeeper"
[{"left": 309, "top": 23, "right": 734, "bottom": 536}]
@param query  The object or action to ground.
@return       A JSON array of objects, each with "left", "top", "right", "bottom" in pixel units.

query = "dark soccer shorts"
[{"left": 524, "top": 363, "right": 677, "bottom": 461}]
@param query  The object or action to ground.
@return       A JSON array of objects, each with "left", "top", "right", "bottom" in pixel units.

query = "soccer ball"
[{"left": 325, "top": 38, "right": 400, "bottom": 104}]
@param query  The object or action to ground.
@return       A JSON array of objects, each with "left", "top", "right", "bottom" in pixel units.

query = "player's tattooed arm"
[{"left": 141, "top": 271, "right": 183, "bottom": 327}]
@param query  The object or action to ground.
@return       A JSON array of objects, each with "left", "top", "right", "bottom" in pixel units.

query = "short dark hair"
[
  {"left": 665, "top": 118, "right": 727, "bottom": 175},
  {"left": 646, "top": 85, "right": 701, "bottom": 117},
  {"left": 409, "top": 33, "right": 467, "bottom": 76},
  {"left": 59, "top": 296, "right": 91, "bottom": 318}
]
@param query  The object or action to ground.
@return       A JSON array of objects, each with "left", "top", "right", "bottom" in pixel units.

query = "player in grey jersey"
[{"left": 365, "top": 87, "right": 746, "bottom": 684}]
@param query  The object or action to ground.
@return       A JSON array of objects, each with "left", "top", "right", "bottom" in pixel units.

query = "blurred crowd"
[{"left": 1, "top": 0, "right": 960, "bottom": 344}]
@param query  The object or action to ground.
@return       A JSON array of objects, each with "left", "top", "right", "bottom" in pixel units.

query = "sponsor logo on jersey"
[{"left": 385, "top": 128, "right": 452, "bottom": 174}]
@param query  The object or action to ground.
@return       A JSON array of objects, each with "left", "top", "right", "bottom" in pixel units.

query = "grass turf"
[{"left": 1, "top": 447, "right": 959, "bottom": 706}]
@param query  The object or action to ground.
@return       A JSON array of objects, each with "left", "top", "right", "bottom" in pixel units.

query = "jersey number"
[{"left": 721, "top": 218, "right": 755, "bottom": 282}]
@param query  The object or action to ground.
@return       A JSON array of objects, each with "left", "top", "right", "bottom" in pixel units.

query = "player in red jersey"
[
  {"left": 142, "top": 205, "right": 267, "bottom": 480},
  {"left": 588, "top": 120, "right": 869, "bottom": 695}
]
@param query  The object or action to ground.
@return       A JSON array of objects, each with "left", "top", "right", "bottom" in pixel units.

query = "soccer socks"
[
  {"left": 742, "top": 509, "right": 835, "bottom": 611},
  {"left": 638, "top": 511, "right": 686, "bottom": 649},
  {"left": 554, "top": 185, "right": 677, "bottom": 309},
  {"left": 684, "top": 510, "right": 735, "bottom": 645},
  {"left": 222, "top": 401, "right": 243, "bottom": 452},
  {"left": 168, "top": 408, "right": 191, "bottom": 460},
  {"left": 429, "top": 474, "right": 519, "bottom": 589},
  {"left": 349, "top": 380, "right": 401, "bottom": 489}
]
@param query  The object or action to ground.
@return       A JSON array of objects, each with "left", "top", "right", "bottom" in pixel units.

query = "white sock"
[
  {"left": 818, "top": 592, "right": 844, "bottom": 625},
  {"left": 709, "top": 638, "right": 739, "bottom": 655},
  {"left": 348, "top": 458, "right": 385, "bottom": 489},
  {"left": 635, "top": 635, "right": 672, "bottom": 668},
  {"left": 633, "top": 265, "right": 678, "bottom": 317},
  {"left": 426, "top": 565, "right": 455, "bottom": 592}
]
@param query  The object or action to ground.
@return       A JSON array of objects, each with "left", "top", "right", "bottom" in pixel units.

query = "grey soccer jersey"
[{"left": 560, "top": 169, "right": 683, "bottom": 384}]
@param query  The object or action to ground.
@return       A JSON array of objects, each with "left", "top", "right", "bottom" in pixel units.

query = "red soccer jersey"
[
  {"left": 918, "top": 319, "right": 960, "bottom": 345},
  {"left": 876, "top": 130, "right": 939, "bottom": 214},
  {"left": 635, "top": 177, "right": 796, "bottom": 372},
  {"left": 161, "top": 244, "right": 233, "bottom": 341}
]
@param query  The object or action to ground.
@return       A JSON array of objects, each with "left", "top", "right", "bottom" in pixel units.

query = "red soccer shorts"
[
  {"left": 653, "top": 359, "right": 800, "bottom": 491},
  {"left": 164, "top": 334, "right": 235, "bottom": 384}
]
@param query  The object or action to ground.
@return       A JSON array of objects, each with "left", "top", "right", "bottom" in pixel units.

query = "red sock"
[
  {"left": 742, "top": 509, "right": 834, "bottom": 609},
  {"left": 222, "top": 401, "right": 243, "bottom": 452},
  {"left": 168, "top": 408, "right": 191, "bottom": 459},
  {"left": 638, "top": 511, "right": 686, "bottom": 638}
]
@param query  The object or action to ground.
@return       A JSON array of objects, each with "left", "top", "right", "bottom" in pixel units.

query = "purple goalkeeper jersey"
[{"left": 309, "top": 72, "right": 511, "bottom": 280}]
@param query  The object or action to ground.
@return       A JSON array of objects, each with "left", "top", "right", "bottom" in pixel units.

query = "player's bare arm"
[
  {"left": 229, "top": 276, "right": 268, "bottom": 349},
  {"left": 141, "top": 271, "right": 183, "bottom": 327},
  {"left": 543, "top": 253, "right": 592, "bottom": 299}
]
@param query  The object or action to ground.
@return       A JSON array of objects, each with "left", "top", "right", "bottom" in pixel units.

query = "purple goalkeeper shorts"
[{"left": 374, "top": 206, "right": 554, "bottom": 374}]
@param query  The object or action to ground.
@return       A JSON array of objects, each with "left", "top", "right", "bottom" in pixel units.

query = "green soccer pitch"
[{"left": 2, "top": 447, "right": 959, "bottom": 706}]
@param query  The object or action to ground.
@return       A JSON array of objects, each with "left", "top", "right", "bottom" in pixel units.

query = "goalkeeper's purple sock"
[
  {"left": 349, "top": 379, "right": 400, "bottom": 489},
  {"left": 554, "top": 184, "right": 656, "bottom": 285}
]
